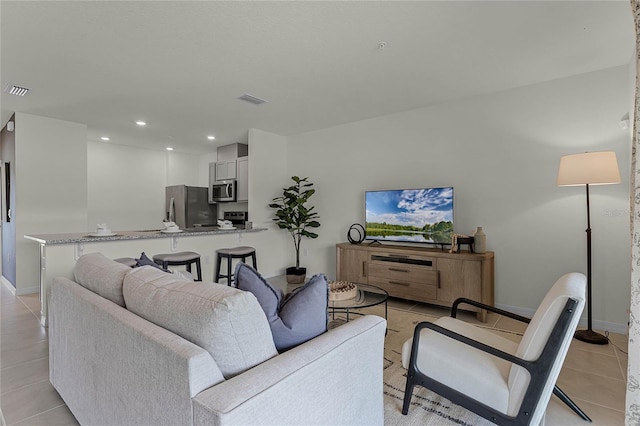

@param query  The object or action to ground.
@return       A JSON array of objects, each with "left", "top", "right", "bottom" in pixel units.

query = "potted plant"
[{"left": 269, "top": 176, "right": 321, "bottom": 283}]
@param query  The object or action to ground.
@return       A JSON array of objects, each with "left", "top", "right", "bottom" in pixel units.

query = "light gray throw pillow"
[
  {"left": 235, "top": 263, "right": 328, "bottom": 352},
  {"left": 74, "top": 252, "right": 131, "bottom": 307},
  {"left": 123, "top": 266, "right": 278, "bottom": 378}
]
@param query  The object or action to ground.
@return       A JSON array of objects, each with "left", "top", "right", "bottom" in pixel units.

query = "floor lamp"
[{"left": 557, "top": 151, "right": 621, "bottom": 345}]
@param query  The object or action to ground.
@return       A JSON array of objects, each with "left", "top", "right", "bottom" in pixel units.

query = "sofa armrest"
[
  {"left": 192, "top": 315, "right": 386, "bottom": 426},
  {"left": 49, "top": 277, "right": 224, "bottom": 426}
]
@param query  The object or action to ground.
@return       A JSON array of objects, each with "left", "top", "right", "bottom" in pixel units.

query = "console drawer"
[
  {"left": 368, "top": 275, "right": 437, "bottom": 301},
  {"left": 370, "top": 253, "right": 435, "bottom": 270},
  {"left": 368, "top": 263, "right": 436, "bottom": 283}
]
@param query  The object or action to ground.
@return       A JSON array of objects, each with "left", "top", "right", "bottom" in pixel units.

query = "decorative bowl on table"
[{"left": 328, "top": 280, "right": 358, "bottom": 301}]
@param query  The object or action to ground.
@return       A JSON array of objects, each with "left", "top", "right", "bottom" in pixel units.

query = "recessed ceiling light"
[
  {"left": 100, "top": 136, "right": 110, "bottom": 141},
  {"left": 135, "top": 121, "right": 147, "bottom": 126},
  {"left": 207, "top": 135, "right": 216, "bottom": 140},
  {"left": 166, "top": 147, "right": 174, "bottom": 151}
]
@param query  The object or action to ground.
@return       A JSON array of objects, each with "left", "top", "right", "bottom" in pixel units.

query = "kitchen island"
[{"left": 25, "top": 226, "right": 267, "bottom": 325}]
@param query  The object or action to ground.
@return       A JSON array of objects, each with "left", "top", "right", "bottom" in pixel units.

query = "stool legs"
[
  {"left": 158, "top": 259, "right": 201, "bottom": 281},
  {"left": 195, "top": 258, "right": 202, "bottom": 282},
  {"left": 215, "top": 256, "right": 223, "bottom": 284},
  {"left": 215, "top": 253, "right": 257, "bottom": 286}
]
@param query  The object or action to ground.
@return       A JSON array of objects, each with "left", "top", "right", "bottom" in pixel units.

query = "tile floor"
[{"left": 0, "top": 282, "right": 628, "bottom": 425}]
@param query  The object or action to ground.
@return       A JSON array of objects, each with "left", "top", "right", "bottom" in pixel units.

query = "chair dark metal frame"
[{"left": 402, "top": 297, "right": 591, "bottom": 425}]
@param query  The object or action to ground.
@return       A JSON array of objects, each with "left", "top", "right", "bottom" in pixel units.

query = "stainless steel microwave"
[{"left": 210, "top": 180, "right": 236, "bottom": 203}]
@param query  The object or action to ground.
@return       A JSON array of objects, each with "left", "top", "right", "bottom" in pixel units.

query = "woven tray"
[{"left": 328, "top": 280, "right": 358, "bottom": 301}]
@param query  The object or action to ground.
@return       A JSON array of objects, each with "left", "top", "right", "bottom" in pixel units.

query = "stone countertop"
[{"left": 24, "top": 227, "right": 267, "bottom": 245}]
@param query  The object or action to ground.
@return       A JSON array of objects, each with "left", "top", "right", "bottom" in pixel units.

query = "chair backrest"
[{"left": 507, "top": 272, "right": 586, "bottom": 422}]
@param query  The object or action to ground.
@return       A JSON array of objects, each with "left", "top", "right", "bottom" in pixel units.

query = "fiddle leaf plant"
[{"left": 269, "top": 176, "right": 320, "bottom": 269}]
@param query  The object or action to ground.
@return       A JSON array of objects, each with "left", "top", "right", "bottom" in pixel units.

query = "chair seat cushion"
[
  {"left": 402, "top": 316, "right": 518, "bottom": 414},
  {"left": 123, "top": 266, "right": 278, "bottom": 379},
  {"left": 235, "top": 263, "right": 328, "bottom": 352}
]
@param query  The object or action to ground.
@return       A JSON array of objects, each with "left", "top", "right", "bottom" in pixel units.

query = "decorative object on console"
[
  {"left": 449, "top": 233, "right": 474, "bottom": 253},
  {"left": 235, "top": 263, "right": 328, "bottom": 352},
  {"left": 269, "top": 176, "right": 321, "bottom": 284},
  {"left": 557, "top": 151, "right": 621, "bottom": 345},
  {"left": 473, "top": 227, "right": 486, "bottom": 253},
  {"left": 347, "top": 223, "right": 366, "bottom": 244},
  {"left": 328, "top": 280, "right": 358, "bottom": 301}
]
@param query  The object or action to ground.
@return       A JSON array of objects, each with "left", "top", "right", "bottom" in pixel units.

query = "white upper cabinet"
[{"left": 215, "top": 160, "right": 237, "bottom": 181}]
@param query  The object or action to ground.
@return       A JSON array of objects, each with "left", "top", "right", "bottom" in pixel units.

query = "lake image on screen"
[{"left": 365, "top": 187, "right": 453, "bottom": 243}]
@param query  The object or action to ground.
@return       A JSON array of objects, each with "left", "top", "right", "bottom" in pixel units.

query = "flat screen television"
[{"left": 365, "top": 187, "right": 453, "bottom": 244}]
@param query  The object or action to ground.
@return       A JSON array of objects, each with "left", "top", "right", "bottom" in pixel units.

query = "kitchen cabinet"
[
  {"left": 215, "top": 160, "right": 237, "bottom": 181},
  {"left": 336, "top": 243, "right": 494, "bottom": 322},
  {"left": 237, "top": 157, "right": 249, "bottom": 202}
]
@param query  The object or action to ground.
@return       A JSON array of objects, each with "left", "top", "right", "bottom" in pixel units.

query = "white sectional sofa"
[{"left": 48, "top": 253, "right": 386, "bottom": 425}]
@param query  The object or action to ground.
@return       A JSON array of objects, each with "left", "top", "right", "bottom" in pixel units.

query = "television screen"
[{"left": 365, "top": 187, "right": 453, "bottom": 244}]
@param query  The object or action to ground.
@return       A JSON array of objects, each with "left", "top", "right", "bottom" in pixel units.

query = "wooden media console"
[{"left": 336, "top": 243, "right": 494, "bottom": 322}]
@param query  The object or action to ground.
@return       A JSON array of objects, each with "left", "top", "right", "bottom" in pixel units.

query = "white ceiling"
[{"left": 0, "top": 1, "right": 635, "bottom": 154}]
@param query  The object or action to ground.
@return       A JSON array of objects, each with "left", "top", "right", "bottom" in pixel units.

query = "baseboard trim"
[
  {"left": 1, "top": 276, "right": 15, "bottom": 294},
  {"left": 15, "top": 286, "right": 39, "bottom": 296},
  {"left": 495, "top": 303, "right": 628, "bottom": 336},
  {"left": 1, "top": 276, "right": 39, "bottom": 296}
]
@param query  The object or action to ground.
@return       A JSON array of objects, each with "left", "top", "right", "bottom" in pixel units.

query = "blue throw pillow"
[
  {"left": 235, "top": 263, "right": 328, "bottom": 352},
  {"left": 135, "top": 252, "right": 169, "bottom": 272}
]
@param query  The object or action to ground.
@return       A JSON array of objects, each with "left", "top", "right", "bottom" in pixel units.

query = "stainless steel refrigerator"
[{"left": 165, "top": 185, "right": 217, "bottom": 229}]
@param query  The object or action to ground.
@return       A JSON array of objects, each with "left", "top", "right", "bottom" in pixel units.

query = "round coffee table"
[{"left": 329, "top": 283, "right": 388, "bottom": 322}]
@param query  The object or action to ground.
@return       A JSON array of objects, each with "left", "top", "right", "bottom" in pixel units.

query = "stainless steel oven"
[{"left": 210, "top": 180, "right": 236, "bottom": 203}]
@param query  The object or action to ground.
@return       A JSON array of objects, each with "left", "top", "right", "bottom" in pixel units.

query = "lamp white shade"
[{"left": 557, "top": 151, "right": 621, "bottom": 186}]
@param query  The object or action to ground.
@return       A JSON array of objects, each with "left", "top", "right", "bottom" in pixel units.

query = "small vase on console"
[{"left": 473, "top": 227, "right": 486, "bottom": 253}]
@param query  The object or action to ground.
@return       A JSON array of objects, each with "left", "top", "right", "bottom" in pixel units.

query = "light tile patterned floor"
[{"left": 0, "top": 282, "right": 628, "bottom": 425}]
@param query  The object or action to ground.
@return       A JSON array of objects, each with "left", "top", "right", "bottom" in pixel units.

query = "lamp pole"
[{"left": 574, "top": 183, "right": 608, "bottom": 344}]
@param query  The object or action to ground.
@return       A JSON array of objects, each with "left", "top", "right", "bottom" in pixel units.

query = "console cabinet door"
[
  {"left": 337, "top": 247, "right": 368, "bottom": 284},
  {"left": 436, "top": 258, "right": 482, "bottom": 304}
]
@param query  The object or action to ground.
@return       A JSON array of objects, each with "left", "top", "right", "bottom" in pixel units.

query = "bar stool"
[
  {"left": 215, "top": 246, "right": 257, "bottom": 285},
  {"left": 153, "top": 251, "right": 202, "bottom": 281},
  {"left": 114, "top": 257, "right": 137, "bottom": 268}
]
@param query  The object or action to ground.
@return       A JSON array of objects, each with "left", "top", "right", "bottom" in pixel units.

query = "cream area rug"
[{"left": 330, "top": 305, "right": 494, "bottom": 426}]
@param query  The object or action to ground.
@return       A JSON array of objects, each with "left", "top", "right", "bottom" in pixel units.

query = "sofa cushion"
[
  {"left": 74, "top": 252, "right": 131, "bottom": 307},
  {"left": 123, "top": 266, "right": 278, "bottom": 378},
  {"left": 235, "top": 263, "right": 328, "bottom": 352}
]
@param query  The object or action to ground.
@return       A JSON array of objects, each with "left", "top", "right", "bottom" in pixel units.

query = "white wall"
[
  {"left": 15, "top": 113, "right": 87, "bottom": 293},
  {"left": 244, "top": 128, "right": 292, "bottom": 277},
  {"left": 86, "top": 132, "right": 292, "bottom": 279},
  {"left": 87, "top": 142, "right": 211, "bottom": 230},
  {"left": 286, "top": 65, "right": 631, "bottom": 330}
]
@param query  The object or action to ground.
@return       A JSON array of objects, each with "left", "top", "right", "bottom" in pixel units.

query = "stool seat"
[
  {"left": 215, "top": 246, "right": 257, "bottom": 286},
  {"left": 153, "top": 251, "right": 202, "bottom": 281},
  {"left": 216, "top": 246, "right": 257, "bottom": 256},
  {"left": 114, "top": 257, "right": 137, "bottom": 268}
]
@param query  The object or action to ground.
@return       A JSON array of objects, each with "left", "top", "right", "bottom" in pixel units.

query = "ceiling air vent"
[
  {"left": 237, "top": 94, "right": 268, "bottom": 105},
  {"left": 4, "top": 84, "right": 30, "bottom": 97}
]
